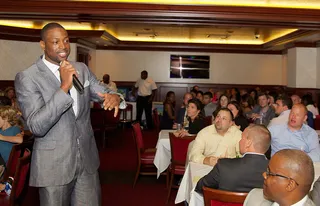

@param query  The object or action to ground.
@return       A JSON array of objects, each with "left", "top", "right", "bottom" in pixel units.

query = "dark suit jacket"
[{"left": 195, "top": 154, "right": 268, "bottom": 194}]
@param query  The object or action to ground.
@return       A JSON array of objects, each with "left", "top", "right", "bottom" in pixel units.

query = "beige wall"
[
  {"left": 0, "top": 40, "right": 76, "bottom": 80},
  {"left": 0, "top": 39, "right": 284, "bottom": 86},
  {"left": 93, "top": 50, "right": 283, "bottom": 85}
]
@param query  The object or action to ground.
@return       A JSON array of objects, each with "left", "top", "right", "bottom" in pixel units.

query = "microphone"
[
  {"left": 60, "top": 60, "right": 84, "bottom": 95},
  {"left": 72, "top": 74, "right": 84, "bottom": 95}
]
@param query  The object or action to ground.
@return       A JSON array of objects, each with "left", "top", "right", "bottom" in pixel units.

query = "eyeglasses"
[{"left": 265, "top": 168, "right": 299, "bottom": 186}]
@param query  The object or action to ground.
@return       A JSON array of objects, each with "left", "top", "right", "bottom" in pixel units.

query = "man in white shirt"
[
  {"left": 102, "top": 74, "right": 117, "bottom": 92},
  {"left": 135, "top": 70, "right": 157, "bottom": 129},
  {"left": 268, "top": 95, "right": 292, "bottom": 127},
  {"left": 244, "top": 149, "right": 315, "bottom": 206}
]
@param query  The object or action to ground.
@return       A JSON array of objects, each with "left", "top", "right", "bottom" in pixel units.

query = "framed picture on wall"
[{"left": 170, "top": 55, "right": 210, "bottom": 79}]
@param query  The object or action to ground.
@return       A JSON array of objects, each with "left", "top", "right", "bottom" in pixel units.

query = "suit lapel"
[{"left": 36, "top": 57, "right": 61, "bottom": 89}]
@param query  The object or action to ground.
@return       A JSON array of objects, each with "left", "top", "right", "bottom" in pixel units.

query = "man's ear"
[
  {"left": 286, "top": 180, "right": 298, "bottom": 192},
  {"left": 40, "top": 40, "right": 45, "bottom": 51},
  {"left": 303, "top": 114, "right": 308, "bottom": 122}
]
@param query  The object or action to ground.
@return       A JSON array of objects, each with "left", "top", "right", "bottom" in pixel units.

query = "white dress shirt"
[
  {"left": 271, "top": 195, "right": 308, "bottom": 206},
  {"left": 42, "top": 56, "right": 78, "bottom": 116}
]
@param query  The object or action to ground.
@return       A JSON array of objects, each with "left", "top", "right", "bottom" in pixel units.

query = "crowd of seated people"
[{"left": 170, "top": 85, "right": 320, "bottom": 205}]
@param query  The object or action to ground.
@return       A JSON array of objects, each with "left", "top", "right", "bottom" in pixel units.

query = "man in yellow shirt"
[{"left": 189, "top": 108, "right": 242, "bottom": 166}]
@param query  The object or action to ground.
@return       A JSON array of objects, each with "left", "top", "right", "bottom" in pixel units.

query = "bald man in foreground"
[
  {"left": 244, "top": 149, "right": 315, "bottom": 206},
  {"left": 268, "top": 103, "right": 320, "bottom": 162}
]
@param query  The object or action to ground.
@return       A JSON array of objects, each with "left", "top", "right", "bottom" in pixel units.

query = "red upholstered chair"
[
  {"left": 2, "top": 141, "right": 33, "bottom": 181},
  {"left": 203, "top": 187, "right": 248, "bottom": 206},
  {"left": 152, "top": 109, "right": 160, "bottom": 133},
  {"left": 0, "top": 149, "right": 32, "bottom": 206},
  {"left": 204, "top": 116, "right": 213, "bottom": 127},
  {"left": 166, "top": 133, "right": 196, "bottom": 203},
  {"left": 131, "top": 122, "right": 157, "bottom": 188},
  {"left": 314, "top": 115, "right": 320, "bottom": 130}
]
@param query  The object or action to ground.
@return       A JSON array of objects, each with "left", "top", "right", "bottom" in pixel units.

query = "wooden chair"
[
  {"left": 0, "top": 149, "right": 32, "bottom": 206},
  {"left": 203, "top": 187, "right": 248, "bottom": 206},
  {"left": 314, "top": 115, "right": 320, "bottom": 130},
  {"left": 204, "top": 116, "right": 213, "bottom": 127},
  {"left": 131, "top": 122, "right": 157, "bottom": 188},
  {"left": 166, "top": 133, "right": 195, "bottom": 203},
  {"left": 2, "top": 142, "right": 33, "bottom": 181}
]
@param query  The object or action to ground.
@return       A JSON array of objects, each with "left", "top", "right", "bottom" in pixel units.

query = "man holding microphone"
[{"left": 15, "top": 22, "right": 125, "bottom": 206}]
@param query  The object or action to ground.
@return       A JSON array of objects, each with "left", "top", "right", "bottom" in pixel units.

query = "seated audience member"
[
  {"left": 241, "top": 93, "right": 254, "bottom": 115},
  {"left": 212, "top": 90, "right": 221, "bottom": 104},
  {"left": 4, "top": 87, "right": 18, "bottom": 110},
  {"left": 0, "top": 106, "right": 23, "bottom": 163},
  {"left": 267, "top": 91, "right": 278, "bottom": 110},
  {"left": 160, "top": 91, "right": 175, "bottom": 129},
  {"left": 192, "top": 85, "right": 199, "bottom": 92},
  {"left": 268, "top": 95, "right": 292, "bottom": 127},
  {"left": 250, "top": 93, "right": 276, "bottom": 126},
  {"left": 128, "top": 86, "right": 137, "bottom": 102},
  {"left": 174, "top": 98, "right": 205, "bottom": 137},
  {"left": 302, "top": 94, "right": 319, "bottom": 118},
  {"left": 268, "top": 103, "right": 320, "bottom": 162},
  {"left": 203, "top": 92, "right": 217, "bottom": 117},
  {"left": 212, "top": 94, "right": 229, "bottom": 119},
  {"left": 101, "top": 74, "right": 117, "bottom": 92},
  {"left": 291, "top": 94, "right": 314, "bottom": 128},
  {"left": 249, "top": 89, "right": 258, "bottom": 106},
  {"left": 195, "top": 124, "right": 270, "bottom": 194},
  {"left": 244, "top": 149, "right": 315, "bottom": 206},
  {"left": 189, "top": 108, "right": 242, "bottom": 166},
  {"left": 190, "top": 89, "right": 197, "bottom": 98},
  {"left": 196, "top": 91, "right": 204, "bottom": 104},
  {"left": 230, "top": 87, "right": 240, "bottom": 102},
  {"left": 227, "top": 101, "right": 249, "bottom": 131},
  {"left": 175, "top": 92, "right": 193, "bottom": 125}
]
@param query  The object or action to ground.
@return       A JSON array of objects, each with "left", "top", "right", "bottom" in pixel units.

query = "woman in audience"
[
  {"left": 160, "top": 91, "right": 176, "bottom": 129},
  {"left": 212, "top": 94, "right": 230, "bottom": 119},
  {"left": 230, "top": 87, "right": 240, "bottom": 102},
  {"left": 227, "top": 101, "right": 249, "bottom": 131},
  {"left": 4, "top": 87, "right": 19, "bottom": 111},
  {"left": 174, "top": 98, "right": 205, "bottom": 137},
  {"left": 249, "top": 89, "right": 258, "bottom": 105},
  {"left": 0, "top": 106, "right": 23, "bottom": 164},
  {"left": 302, "top": 94, "right": 319, "bottom": 118},
  {"left": 241, "top": 93, "right": 254, "bottom": 116}
]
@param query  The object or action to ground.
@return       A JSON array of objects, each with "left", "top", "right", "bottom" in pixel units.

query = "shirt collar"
[
  {"left": 279, "top": 109, "right": 291, "bottom": 116},
  {"left": 243, "top": 152, "right": 266, "bottom": 157},
  {"left": 271, "top": 195, "right": 308, "bottom": 206},
  {"left": 42, "top": 55, "right": 60, "bottom": 74}
]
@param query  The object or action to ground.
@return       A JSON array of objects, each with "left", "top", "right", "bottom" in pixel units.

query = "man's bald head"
[
  {"left": 291, "top": 94, "right": 301, "bottom": 105},
  {"left": 275, "top": 149, "right": 314, "bottom": 194}
]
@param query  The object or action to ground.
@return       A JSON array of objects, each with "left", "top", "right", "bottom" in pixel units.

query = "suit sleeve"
[
  {"left": 195, "top": 161, "right": 220, "bottom": 194},
  {"left": 15, "top": 72, "right": 73, "bottom": 137},
  {"left": 310, "top": 176, "right": 320, "bottom": 206}
]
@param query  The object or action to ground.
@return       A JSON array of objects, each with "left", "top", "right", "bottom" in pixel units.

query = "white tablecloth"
[
  {"left": 153, "top": 130, "right": 175, "bottom": 178},
  {"left": 174, "top": 162, "right": 320, "bottom": 206},
  {"left": 175, "top": 162, "right": 212, "bottom": 205}
]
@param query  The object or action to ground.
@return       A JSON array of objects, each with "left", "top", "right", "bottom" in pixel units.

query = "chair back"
[
  {"left": 153, "top": 109, "right": 160, "bottom": 131},
  {"left": 203, "top": 187, "right": 248, "bottom": 206},
  {"left": 132, "top": 122, "right": 145, "bottom": 150},
  {"left": 104, "top": 109, "right": 120, "bottom": 125},
  {"left": 4, "top": 141, "right": 33, "bottom": 181},
  {"left": 90, "top": 108, "right": 105, "bottom": 129},
  {"left": 10, "top": 149, "right": 32, "bottom": 204},
  {"left": 169, "top": 133, "right": 195, "bottom": 165},
  {"left": 314, "top": 115, "right": 320, "bottom": 130},
  {"left": 204, "top": 116, "right": 213, "bottom": 127}
]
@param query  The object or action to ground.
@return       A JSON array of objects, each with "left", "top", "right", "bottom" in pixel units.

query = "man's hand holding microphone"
[{"left": 59, "top": 60, "right": 121, "bottom": 117}]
